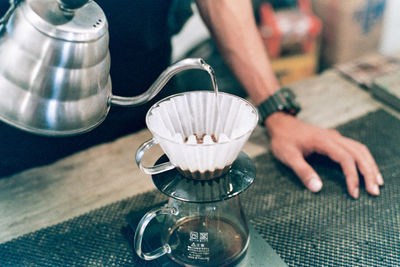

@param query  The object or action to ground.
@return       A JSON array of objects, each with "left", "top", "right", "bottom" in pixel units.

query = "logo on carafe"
[{"left": 189, "top": 231, "right": 198, "bottom": 241}]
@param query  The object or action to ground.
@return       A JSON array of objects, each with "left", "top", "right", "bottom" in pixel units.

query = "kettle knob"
[{"left": 57, "top": 0, "right": 91, "bottom": 11}]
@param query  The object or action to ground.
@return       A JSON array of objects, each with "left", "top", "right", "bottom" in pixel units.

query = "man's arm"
[
  {"left": 195, "top": 0, "right": 279, "bottom": 105},
  {"left": 195, "top": 0, "right": 383, "bottom": 198}
]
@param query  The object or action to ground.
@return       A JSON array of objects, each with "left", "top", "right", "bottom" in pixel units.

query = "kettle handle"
[
  {"left": 109, "top": 58, "right": 213, "bottom": 107},
  {"left": 0, "top": 0, "right": 21, "bottom": 30}
]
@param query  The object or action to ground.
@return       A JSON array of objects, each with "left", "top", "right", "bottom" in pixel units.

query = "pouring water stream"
[{"left": 202, "top": 63, "right": 222, "bottom": 139}]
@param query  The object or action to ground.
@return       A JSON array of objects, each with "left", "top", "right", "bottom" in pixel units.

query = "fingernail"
[
  {"left": 371, "top": 184, "right": 380, "bottom": 196},
  {"left": 308, "top": 175, "right": 322, "bottom": 192},
  {"left": 353, "top": 187, "right": 359, "bottom": 199},
  {"left": 377, "top": 173, "right": 384, "bottom": 186}
]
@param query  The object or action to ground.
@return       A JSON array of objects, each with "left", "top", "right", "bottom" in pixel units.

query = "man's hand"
[{"left": 265, "top": 112, "right": 383, "bottom": 199}]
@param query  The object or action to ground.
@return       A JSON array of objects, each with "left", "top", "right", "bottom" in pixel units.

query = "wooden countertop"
[{"left": 1, "top": 69, "right": 394, "bottom": 244}]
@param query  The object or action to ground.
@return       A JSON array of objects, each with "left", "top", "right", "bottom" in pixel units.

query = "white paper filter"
[{"left": 146, "top": 91, "right": 258, "bottom": 176}]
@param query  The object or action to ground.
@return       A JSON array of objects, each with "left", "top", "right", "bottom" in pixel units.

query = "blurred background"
[{"left": 171, "top": 0, "right": 399, "bottom": 93}]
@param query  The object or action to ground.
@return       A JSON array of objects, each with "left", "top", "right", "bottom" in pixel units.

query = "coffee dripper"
[
  {"left": 0, "top": 0, "right": 213, "bottom": 136},
  {"left": 134, "top": 91, "right": 259, "bottom": 266}
]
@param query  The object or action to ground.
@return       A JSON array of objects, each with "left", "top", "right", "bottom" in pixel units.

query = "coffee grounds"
[
  {"left": 177, "top": 165, "right": 231, "bottom": 180},
  {"left": 184, "top": 133, "right": 218, "bottom": 144}
]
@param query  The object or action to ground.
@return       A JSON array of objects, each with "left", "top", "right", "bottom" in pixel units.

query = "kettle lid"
[{"left": 22, "top": 0, "right": 107, "bottom": 42}]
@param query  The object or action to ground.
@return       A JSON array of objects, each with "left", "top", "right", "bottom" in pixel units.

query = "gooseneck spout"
[{"left": 109, "top": 58, "right": 211, "bottom": 107}]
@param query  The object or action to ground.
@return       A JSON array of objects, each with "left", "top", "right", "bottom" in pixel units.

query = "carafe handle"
[
  {"left": 135, "top": 138, "right": 175, "bottom": 175},
  {"left": 109, "top": 58, "right": 212, "bottom": 107},
  {"left": 134, "top": 206, "right": 179, "bottom": 260}
]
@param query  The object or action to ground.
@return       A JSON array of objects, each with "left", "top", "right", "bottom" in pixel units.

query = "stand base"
[{"left": 236, "top": 224, "right": 287, "bottom": 267}]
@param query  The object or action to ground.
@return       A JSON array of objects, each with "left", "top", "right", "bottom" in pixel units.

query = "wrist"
[{"left": 264, "top": 111, "right": 293, "bottom": 133}]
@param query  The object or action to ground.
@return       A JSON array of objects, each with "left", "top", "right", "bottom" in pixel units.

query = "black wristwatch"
[{"left": 257, "top": 88, "right": 301, "bottom": 125}]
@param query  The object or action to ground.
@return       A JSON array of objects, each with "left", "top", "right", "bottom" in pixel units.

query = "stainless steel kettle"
[{"left": 0, "top": 0, "right": 211, "bottom": 136}]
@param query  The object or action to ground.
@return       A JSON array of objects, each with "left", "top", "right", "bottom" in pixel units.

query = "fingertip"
[
  {"left": 369, "top": 184, "right": 380, "bottom": 196},
  {"left": 377, "top": 173, "right": 384, "bottom": 186},
  {"left": 352, "top": 187, "right": 359, "bottom": 199},
  {"left": 307, "top": 174, "right": 323, "bottom": 193}
]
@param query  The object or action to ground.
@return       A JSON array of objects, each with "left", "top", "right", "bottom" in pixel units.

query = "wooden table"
[{"left": 1, "top": 69, "right": 396, "bottom": 244}]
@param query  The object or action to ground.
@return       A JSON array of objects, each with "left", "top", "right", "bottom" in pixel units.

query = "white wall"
[
  {"left": 380, "top": 0, "right": 400, "bottom": 54},
  {"left": 171, "top": 4, "right": 209, "bottom": 62}
]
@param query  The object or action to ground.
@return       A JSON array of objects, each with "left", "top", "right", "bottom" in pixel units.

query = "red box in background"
[
  {"left": 258, "top": 0, "right": 322, "bottom": 59},
  {"left": 257, "top": 0, "right": 322, "bottom": 85}
]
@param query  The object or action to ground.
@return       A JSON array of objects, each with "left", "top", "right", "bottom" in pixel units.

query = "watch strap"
[{"left": 257, "top": 88, "right": 300, "bottom": 125}]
